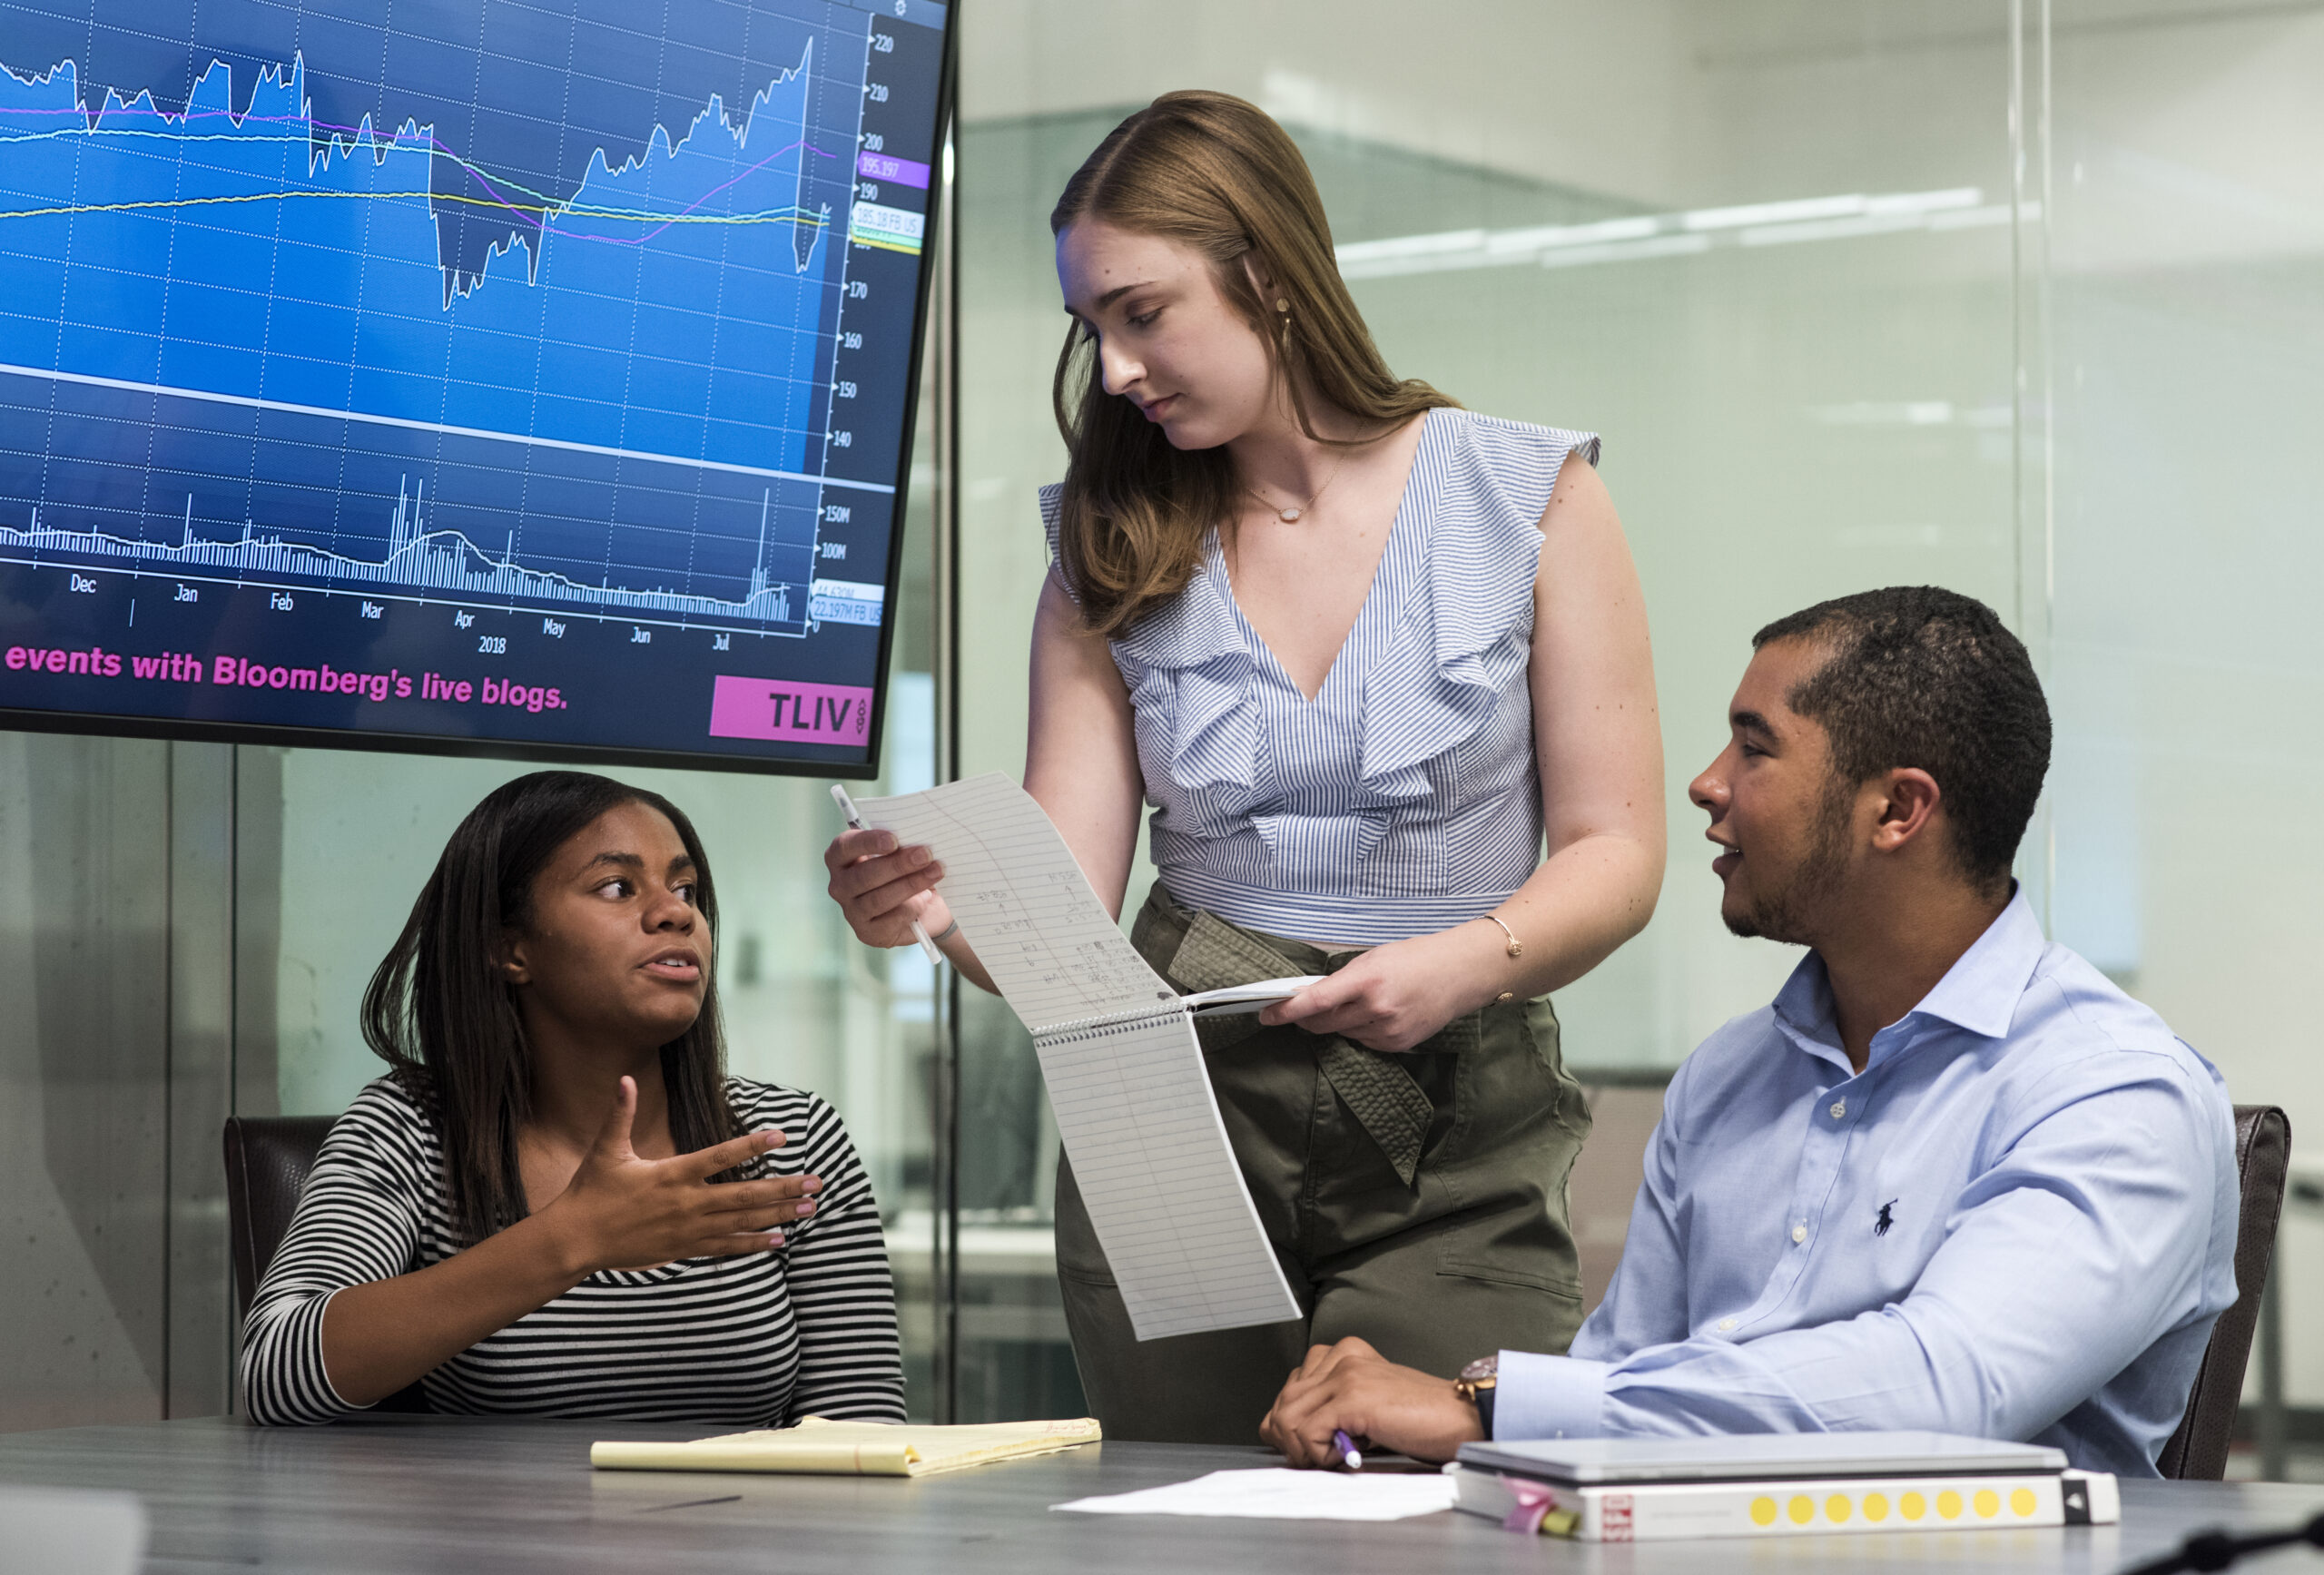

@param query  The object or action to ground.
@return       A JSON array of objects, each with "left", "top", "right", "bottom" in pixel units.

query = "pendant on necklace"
[{"left": 1278, "top": 507, "right": 1301, "bottom": 523}]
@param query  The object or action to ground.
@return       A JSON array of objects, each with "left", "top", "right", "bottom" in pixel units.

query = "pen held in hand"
[
  {"left": 831, "top": 784, "right": 944, "bottom": 967},
  {"left": 1333, "top": 1429, "right": 1364, "bottom": 1472}
]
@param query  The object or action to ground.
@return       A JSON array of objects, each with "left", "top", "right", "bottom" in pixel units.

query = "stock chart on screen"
[{"left": 0, "top": 0, "right": 950, "bottom": 772}]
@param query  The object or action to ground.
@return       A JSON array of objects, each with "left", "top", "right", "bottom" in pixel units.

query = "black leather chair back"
[
  {"left": 223, "top": 1115, "right": 431, "bottom": 1413},
  {"left": 222, "top": 1115, "right": 336, "bottom": 1321},
  {"left": 2158, "top": 1104, "right": 2290, "bottom": 1479}
]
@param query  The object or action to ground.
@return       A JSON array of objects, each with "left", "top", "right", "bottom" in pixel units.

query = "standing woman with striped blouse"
[
  {"left": 826, "top": 92, "right": 1663, "bottom": 1442},
  {"left": 244, "top": 772, "right": 903, "bottom": 1425}
]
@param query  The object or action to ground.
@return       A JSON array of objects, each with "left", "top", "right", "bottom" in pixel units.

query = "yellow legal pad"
[{"left": 589, "top": 1416, "right": 1103, "bottom": 1477}]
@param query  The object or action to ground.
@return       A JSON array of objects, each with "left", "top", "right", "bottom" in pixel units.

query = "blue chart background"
[
  {"left": 0, "top": 0, "right": 950, "bottom": 768},
  {"left": 0, "top": 0, "right": 880, "bottom": 621},
  {"left": 0, "top": 54, "right": 835, "bottom": 474}
]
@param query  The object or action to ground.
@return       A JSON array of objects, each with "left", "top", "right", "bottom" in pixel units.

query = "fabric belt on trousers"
[{"left": 1157, "top": 903, "right": 1479, "bottom": 1188}]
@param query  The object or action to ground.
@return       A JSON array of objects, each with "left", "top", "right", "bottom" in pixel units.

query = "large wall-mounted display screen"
[{"left": 0, "top": 0, "right": 950, "bottom": 773}]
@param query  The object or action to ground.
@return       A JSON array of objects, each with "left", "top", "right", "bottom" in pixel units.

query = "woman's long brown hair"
[
  {"left": 1049, "top": 90, "right": 1457, "bottom": 637},
  {"left": 360, "top": 771, "right": 740, "bottom": 1245}
]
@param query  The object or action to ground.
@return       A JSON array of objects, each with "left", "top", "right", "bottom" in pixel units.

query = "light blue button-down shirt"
[{"left": 1498, "top": 891, "right": 2239, "bottom": 1476}]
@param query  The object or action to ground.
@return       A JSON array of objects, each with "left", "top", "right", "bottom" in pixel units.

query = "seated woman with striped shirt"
[{"left": 242, "top": 771, "right": 904, "bottom": 1426}]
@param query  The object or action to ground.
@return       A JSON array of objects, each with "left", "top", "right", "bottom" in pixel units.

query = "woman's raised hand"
[
  {"left": 539, "top": 1078, "right": 820, "bottom": 1275},
  {"left": 823, "top": 827, "right": 950, "bottom": 950}
]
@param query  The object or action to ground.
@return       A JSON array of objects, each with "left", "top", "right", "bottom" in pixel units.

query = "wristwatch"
[{"left": 1453, "top": 1354, "right": 1498, "bottom": 1439}]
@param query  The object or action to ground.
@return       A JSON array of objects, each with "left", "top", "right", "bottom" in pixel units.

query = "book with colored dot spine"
[{"left": 1448, "top": 1432, "right": 2120, "bottom": 1542}]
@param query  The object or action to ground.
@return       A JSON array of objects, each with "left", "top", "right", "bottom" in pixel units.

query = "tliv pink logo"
[{"left": 707, "top": 676, "right": 873, "bottom": 745}]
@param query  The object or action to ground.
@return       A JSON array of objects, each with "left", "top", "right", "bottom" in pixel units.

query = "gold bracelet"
[{"left": 1482, "top": 913, "right": 1523, "bottom": 960}]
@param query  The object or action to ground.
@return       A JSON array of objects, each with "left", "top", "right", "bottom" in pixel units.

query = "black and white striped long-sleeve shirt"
[{"left": 241, "top": 1076, "right": 905, "bottom": 1427}]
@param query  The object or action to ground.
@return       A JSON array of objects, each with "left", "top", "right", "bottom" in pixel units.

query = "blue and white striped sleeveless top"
[{"left": 1041, "top": 408, "right": 1600, "bottom": 945}]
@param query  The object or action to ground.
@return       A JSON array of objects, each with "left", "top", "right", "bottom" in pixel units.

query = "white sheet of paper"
[
  {"left": 1053, "top": 1469, "right": 1459, "bottom": 1521},
  {"left": 853, "top": 775, "right": 1301, "bottom": 1341},
  {"left": 0, "top": 1486, "right": 148, "bottom": 1575}
]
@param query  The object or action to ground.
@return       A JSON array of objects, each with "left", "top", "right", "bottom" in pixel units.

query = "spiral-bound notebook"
[{"left": 855, "top": 774, "right": 1303, "bottom": 1340}]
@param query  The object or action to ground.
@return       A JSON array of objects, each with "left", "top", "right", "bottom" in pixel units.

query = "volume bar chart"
[{"left": 0, "top": 482, "right": 817, "bottom": 625}]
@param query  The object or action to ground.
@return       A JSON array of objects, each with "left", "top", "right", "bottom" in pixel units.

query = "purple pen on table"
[{"left": 1333, "top": 1429, "right": 1364, "bottom": 1471}]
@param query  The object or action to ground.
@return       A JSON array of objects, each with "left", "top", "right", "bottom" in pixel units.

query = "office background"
[{"left": 4, "top": 0, "right": 2319, "bottom": 1461}]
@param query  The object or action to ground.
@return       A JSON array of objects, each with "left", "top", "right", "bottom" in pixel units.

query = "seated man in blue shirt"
[{"left": 1260, "top": 586, "right": 2238, "bottom": 1477}]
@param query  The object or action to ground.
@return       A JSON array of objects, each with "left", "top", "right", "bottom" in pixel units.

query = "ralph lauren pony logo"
[{"left": 1875, "top": 1199, "right": 1898, "bottom": 1237}]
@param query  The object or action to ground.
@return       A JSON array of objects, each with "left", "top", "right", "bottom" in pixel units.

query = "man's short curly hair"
[{"left": 1753, "top": 586, "right": 2050, "bottom": 890}]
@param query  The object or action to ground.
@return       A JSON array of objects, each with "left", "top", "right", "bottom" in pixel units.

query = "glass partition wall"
[{"left": 2044, "top": 0, "right": 2324, "bottom": 1434}]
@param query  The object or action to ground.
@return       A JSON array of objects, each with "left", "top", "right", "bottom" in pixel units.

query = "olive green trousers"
[{"left": 1054, "top": 887, "right": 1593, "bottom": 1444}]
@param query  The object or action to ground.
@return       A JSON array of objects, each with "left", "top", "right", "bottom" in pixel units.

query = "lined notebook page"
[
  {"left": 1038, "top": 1010, "right": 1300, "bottom": 1339},
  {"left": 854, "top": 774, "right": 1300, "bottom": 1340},
  {"left": 856, "top": 773, "right": 1171, "bottom": 1027}
]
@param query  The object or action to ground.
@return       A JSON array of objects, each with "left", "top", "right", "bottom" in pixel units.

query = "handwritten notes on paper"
[
  {"left": 859, "top": 773, "right": 1168, "bottom": 1024},
  {"left": 855, "top": 775, "right": 1300, "bottom": 1340}
]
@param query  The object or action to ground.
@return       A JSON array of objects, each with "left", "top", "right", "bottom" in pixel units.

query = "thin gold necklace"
[{"left": 1244, "top": 448, "right": 1347, "bottom": 524}]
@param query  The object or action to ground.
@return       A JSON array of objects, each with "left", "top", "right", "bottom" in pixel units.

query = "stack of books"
[{"left": 1447, "top": 1432, "right": 2121, "bottom": 1542}]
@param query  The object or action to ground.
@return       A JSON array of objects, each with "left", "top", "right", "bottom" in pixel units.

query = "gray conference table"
[{"left": 3, "top": 1415, "right": 2322, "bottom": 1574}]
